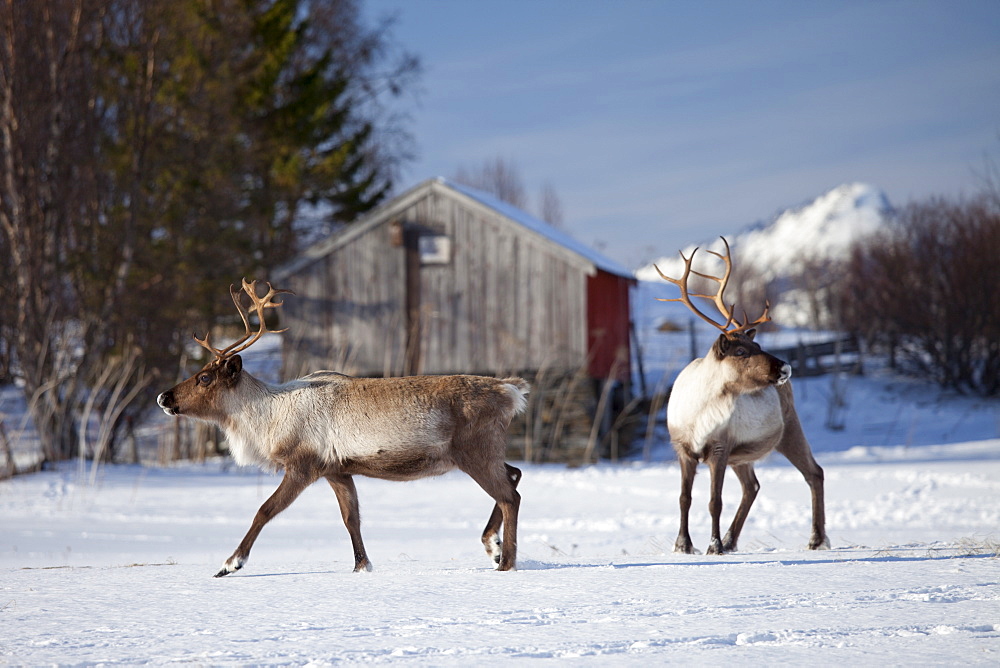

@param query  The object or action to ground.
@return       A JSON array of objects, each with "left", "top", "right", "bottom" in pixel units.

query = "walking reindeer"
[
  {"left": 656, "top": 239, "right": 829, "bottom": 554},
  {"left": 157, "top": 279, "right": 528, "bottom": 576}
]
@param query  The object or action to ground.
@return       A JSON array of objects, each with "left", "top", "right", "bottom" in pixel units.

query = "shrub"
[{"left": 836, "top": 196, "right": 1000, "bottom": 396}]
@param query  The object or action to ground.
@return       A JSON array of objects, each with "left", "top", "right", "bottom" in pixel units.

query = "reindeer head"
[
  {"left": 157, "top": 279, "right": 293, "bottom": 421},
  {"left": 655, "top": 237, "right": 790, "bottom": 389}
]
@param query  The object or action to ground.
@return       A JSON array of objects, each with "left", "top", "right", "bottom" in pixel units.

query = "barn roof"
[
  {"left": 276, "top": 177, "right": 635, "bottom": 281},
  {"left": 441, "top": 179, "right": 634, "bottom": 278}
]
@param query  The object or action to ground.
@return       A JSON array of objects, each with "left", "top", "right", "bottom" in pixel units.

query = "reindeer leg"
[
  {"left": 216, "top": 469, "right": 315, "bottom": 577},
  {"left": 479, "top": 464, "right": 522, "bottom": 566},
  {"left": 704, "top": 445, "right": 731, "bottom": 555},
  {"left": 722, "top": 463, "right": 759, "bottom": 552},
  {"left": 325, "top": 473, "right": 373, "bottom": 572},
  {"left": 777, "top": 436, "right": 829, "bottom": 550},
  {"left": 776, "top": 385, "right": 829, "bottom": 550},
  {"left": 464, "top": 462, "right": 521, "bottom": 571},
  {"left": 673, "top": 452, "right": 699, "bottom": 554}
]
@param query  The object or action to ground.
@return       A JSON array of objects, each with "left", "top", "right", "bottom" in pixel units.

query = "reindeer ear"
[
  {"left": 224, "top": 355, "right": 243, "bottom": 376},
  {"left": 745, "top": 328, "right": 757, "bottom": 341},
  {"left": 715, "top": 333, "right": 731, "bottom": 356}
]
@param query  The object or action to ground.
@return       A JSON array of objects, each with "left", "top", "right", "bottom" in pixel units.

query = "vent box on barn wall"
[
  {"left": 390, "top": 220, "right": 451, "bottom": 264},
  {"left": 419, "top": 234, "right": 451, "bottom": 265}
]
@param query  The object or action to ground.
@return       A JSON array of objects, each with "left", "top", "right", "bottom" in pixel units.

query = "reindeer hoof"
[
  {"left": 215, "top": 555, "right": 244, "bottom": 577},
  {"left": 485, "top": 534, "right": 502, "bottom": 564},
  {"left": 673, "top": 537, "right": 698, "bottom": 554},
  {"left": 809, "top": 536, "right": 831, "bottom": 550},
  {"left": 706, "top": 539, "right": 726, "bottom": 555}
]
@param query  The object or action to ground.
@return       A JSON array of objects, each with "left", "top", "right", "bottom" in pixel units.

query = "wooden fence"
[{"left": 768, "top": 335, "right": 862, "bottom": 377}]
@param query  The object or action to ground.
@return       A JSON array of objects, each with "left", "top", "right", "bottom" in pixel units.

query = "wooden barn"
[{"left": 274, "top": 177, "right": 636, "bottom": 460}]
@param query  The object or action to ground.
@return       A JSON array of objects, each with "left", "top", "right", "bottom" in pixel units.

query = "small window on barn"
[{"left": 419, "top": 234, "right": 451, "bottom": 265}]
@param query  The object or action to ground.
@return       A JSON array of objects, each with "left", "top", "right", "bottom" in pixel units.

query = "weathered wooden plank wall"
[
  {"left": 415, "top": 189, "right": 588, "bottom": 374},
  {"left": 281, "top": 220, "right": 407, "bottom": 378},
  {"left": 279, "top": 183, "right": 591, "bottom": 379}
]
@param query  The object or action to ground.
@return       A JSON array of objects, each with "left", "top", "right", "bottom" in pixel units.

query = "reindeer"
[
  {"left": 157, "top": 279, "right": 528, "bottom": 576},
  {"left": 655, "top": 239, "right": 828, "bottom": 555}
]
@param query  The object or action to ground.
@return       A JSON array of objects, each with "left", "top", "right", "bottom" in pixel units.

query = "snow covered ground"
[
  {"left": 3, "top": 382, "right": 999, "bottom": 664},
  {"left": 3, "top": 274, "right": 1000, "bottom": 664}
]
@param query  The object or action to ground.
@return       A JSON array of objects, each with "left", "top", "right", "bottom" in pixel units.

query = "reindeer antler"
[
  {"left": 654, "top": 237, "right": 770, "bottom": 336},
  {"left": 194, "top": 278, "right": 294, "bottom": 362}
]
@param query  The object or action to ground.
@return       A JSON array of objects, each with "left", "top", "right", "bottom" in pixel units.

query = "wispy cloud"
[{"left": 371, "top": 0, "right": 1000, "bottom": 264}]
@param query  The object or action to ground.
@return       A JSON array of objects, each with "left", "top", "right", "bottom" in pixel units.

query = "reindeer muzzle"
[
  {"left": 775, "top": 361, "right": 792, "bottom": 386},
  {"left": 157, "top": 391, "right": 179, "bottom": 416}
]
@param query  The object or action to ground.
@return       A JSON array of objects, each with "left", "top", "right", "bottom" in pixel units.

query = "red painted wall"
[{"left": 586, "top": 270, "right": 632, "bottom": 381}]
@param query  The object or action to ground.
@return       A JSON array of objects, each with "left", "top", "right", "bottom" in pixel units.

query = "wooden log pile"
[{"left": 505, "top": 368, "right": 639, "bottom": 464}]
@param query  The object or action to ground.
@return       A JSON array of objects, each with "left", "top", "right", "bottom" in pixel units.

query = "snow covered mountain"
[
  {"left": 638, "top": 183, "right": 893, "bottom": 283},
  {"left": 636, "top": 183, "right": 894, "bottom": 327}
]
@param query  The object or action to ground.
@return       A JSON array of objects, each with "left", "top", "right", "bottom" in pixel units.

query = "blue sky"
[{"left": 363, "top": 0, "right": 1000, "bottom": 269}]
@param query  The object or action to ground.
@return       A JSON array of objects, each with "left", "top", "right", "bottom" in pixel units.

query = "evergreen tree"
[{"left": 0, "top": 0, "right": 418, "bottom": 463}]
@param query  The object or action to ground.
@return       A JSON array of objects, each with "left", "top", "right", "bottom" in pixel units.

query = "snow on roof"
[{"left": 439, "top": 178, "right": 634, "bottom": 279}]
